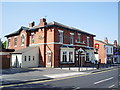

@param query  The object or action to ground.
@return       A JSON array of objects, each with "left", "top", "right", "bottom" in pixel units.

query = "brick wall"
[
  {"left": 7, "top": 30, "right": 29, "bottom": 51},
  {"left": 94, "top": 40, "right": 106, "bottom": 63},
  {"left": 0, "top": 55, "right": 10, "bottom": 69}
]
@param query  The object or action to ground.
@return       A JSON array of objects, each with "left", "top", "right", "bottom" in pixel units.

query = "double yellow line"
[{"left": 0, "top": 67, "right": 119, "bottom": 88}]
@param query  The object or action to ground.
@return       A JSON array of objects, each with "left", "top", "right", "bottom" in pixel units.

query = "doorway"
[{"left": 46, "top": 51, "right": 51, "bottom": 67}]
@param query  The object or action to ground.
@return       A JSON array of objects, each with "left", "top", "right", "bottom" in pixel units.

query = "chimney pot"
[
  {"left": 104, "top": 37, "right": 108, "bottom": 43},
  {"left": 39, "top": 18, "right": 47, "bottom": 27},
  {"left": 29, "top": 21, "right": 35, "bottom": 27}
]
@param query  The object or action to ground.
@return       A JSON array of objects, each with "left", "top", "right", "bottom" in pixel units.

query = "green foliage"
[{"left": 3, "top": 41, "right": 6, "bottom": 49}]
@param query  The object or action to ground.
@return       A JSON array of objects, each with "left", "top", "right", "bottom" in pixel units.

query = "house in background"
[
  {"left": 94, "top": 38, "right": 114, "bottom": 64},
  {"left": 113, "top": 40, "right": 120, "bottom": 63},
  {"left": 5, "top": 18, "right": 96, "bottom": 68}
]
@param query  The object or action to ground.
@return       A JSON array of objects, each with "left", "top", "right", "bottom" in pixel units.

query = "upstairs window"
[
  {"left": 87, "top": 37, "right": 90, "bottom": 46},
  {"left": 77, "top": 33, "right": 81, "bottom": 42},
  {"left": 58, "top": 30, "right": 63, "bottom": 43},
  {"left": 70, "top": 33, "right": 74, "bottom": 44},
  {"left": 8, "top": 39, "right": 10, "bottom": 47},
  {"left": 31, "top": 33, "right": 34, "bottom": 44},
  {"left": 14, "top": 37, "right": 17, "bottom": 46},
  {"left": 21, "top": 34, "right": 25, "bottom": 45}
]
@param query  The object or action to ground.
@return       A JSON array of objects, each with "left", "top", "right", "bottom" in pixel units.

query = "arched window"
[{"left": 21, "top": 34, "right": 25, "bottom": 45}]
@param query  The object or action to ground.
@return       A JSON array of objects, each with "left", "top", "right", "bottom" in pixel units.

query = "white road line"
[
  {"left": 94, "top": 77, "right": 114, "bottom": 85},
  {"left": 73, "top": 87, "right": 80, "bottom": 90},
  {"left": 108, "top": 85, "right": 115, "bottom": 88}
]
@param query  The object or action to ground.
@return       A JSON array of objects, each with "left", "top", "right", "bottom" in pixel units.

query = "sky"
[{"left": 1, "top": 2, "right": 118, "bottom": 44}]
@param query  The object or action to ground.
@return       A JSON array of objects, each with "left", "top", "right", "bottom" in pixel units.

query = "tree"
[{"left": 3, "top": 41, "right": 6, "bottom": 49}]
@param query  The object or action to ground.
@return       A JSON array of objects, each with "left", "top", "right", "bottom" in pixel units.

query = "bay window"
[{"left": 61, "top": 48, "right": 74, "bottom": 63}]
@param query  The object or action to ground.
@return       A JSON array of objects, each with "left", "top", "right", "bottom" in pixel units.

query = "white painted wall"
[
  {"left": 95, "top": 54, "right": 99, "bottom": 61},
  {"left": 22, "top": 47, "right": 39, "bottom": 68},
  {"left": 11, "top": 54, "right": 22, "bottom": 68}
]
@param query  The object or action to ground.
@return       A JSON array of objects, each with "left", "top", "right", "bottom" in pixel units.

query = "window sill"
[
  {"left": 76, "top": 41, "right": 85, "bottom": 44},
  {"left": 59, "top": 42, "right": 63, "bottom": 44}
]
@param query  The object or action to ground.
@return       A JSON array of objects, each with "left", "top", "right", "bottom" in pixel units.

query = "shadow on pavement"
[{"left": 1, "top": 68, "right": 43, "bottom": 75}]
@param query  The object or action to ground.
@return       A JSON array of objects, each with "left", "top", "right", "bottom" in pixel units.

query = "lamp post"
[{"left": 78, "top": 48, "right": 84, "bottom": 72}]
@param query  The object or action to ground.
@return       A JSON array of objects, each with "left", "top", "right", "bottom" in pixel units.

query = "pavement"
[{"left": 1, "top": 65, "right": 119, "bottom": 85}]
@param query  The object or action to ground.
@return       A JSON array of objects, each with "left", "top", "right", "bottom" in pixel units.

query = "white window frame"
[
  {"left": 77, "top": 33, "right": 81, "bottom": 43},
  {"left": 21, "top": 33, "right": 25, "bottom": 46},
  {"left": 60, "top": 48, "right": 75, "bottom": 63},
  {"left": 31, "top": 32, "right": 35, "bottom": 44},
  {"left": 87, "top": 37, "right": 90, "bottom": 47},
  {"left": 58, "top": 30, "right": 63, "bottom": 44},
  {"left": 8, "top": 38, "right": 11, "bottom": 48},
  {"left": 70, "top": 33, "right": 74, "bottom": 45},
  {"left": 14, "top": 36, "right": 18, "bottom": 47}
]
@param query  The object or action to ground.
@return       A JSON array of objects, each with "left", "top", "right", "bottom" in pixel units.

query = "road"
[{"left": 1, "top": 68, "right": 120, "bottom": 90}]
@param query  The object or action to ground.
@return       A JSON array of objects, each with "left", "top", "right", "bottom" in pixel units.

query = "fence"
[{"left": 0, "top": 55, "right": 11, "bottom": 69}]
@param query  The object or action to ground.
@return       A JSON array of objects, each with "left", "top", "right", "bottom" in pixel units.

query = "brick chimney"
[
  {"left": 104, "top": 37, "right": 108, "bottom": 43},
  {"left": 114, "top": 40, "right": 117, "bottom": 47},
  {"left": 29, "top": 21, "right": 35, "bottom": 27},
  {"left": 39, "top": 18, "right": 47, "bottom": 27}
]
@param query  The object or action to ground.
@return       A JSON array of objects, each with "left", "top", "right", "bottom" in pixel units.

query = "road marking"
[
  {"left": 73, "top": 87, "right": 80, "bottom": 90},
  {"left": 108, "top": 85, "right": 115, "bottom": 88},
  {"left": 0, "top": 68, "right": 119, "bottom": 88},
  {"left": 94, "top": 77, "right": 114, "bottom": 84}
]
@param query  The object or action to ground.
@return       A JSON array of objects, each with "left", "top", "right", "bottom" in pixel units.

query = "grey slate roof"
[
  {"left": 5, "top": 26, "right": 30, "bottom": 37},
  {"left": 47, "top": 21, "right": 95, "bottom": 36},
  {"left": 5, "top": 21, "right": 96, "bottom": 37},
  {"left": 11, "top": 46, "right": 39, "bottom": 54}
]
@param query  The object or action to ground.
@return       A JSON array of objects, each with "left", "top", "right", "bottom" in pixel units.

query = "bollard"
[{"left": 69, "top": 63, "right": 70, "bottom": 70}]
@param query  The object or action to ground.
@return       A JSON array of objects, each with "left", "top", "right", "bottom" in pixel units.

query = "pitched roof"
[
  {"left": 95, "top": 39, "right": 113, "bottom": 46},
  {"left": 46, "top": 21, "right": 96, "bottom": 36},
  {"left": 5, "top": 21, "right": 96, "bottom": 37},
  {"left": 5, "top": 26, "right": 30, "bottom": 37},
  {"left": 11, "top": 46, "right": 39, "bottom": 54}
]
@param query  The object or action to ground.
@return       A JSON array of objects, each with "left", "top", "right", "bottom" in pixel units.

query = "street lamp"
[{"left": 78, "top": 48, "right": 84, "bottom": 72}]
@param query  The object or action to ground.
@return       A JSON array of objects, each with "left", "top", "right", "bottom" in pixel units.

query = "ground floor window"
[
  {"left": 61, "top": 48, "right": 74, "bottom": 63},
  {"left": 69, "top": 52, "right": 73, "bottom": 62},
  {"left": 62, "top": 51, "right": 67, "bottom": 62}
]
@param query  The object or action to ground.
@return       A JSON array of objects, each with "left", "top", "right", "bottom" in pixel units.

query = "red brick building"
[
  {"left": 94, "top": 38, "right": 114, "bottom": 64},
  {"left": 5, "top": 18, "right": 96, "bottom": 68}
]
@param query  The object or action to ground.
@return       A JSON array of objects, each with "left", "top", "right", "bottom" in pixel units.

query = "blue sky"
[{"left": 1, "top": 2, "right": 118, "bottom": 44}]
